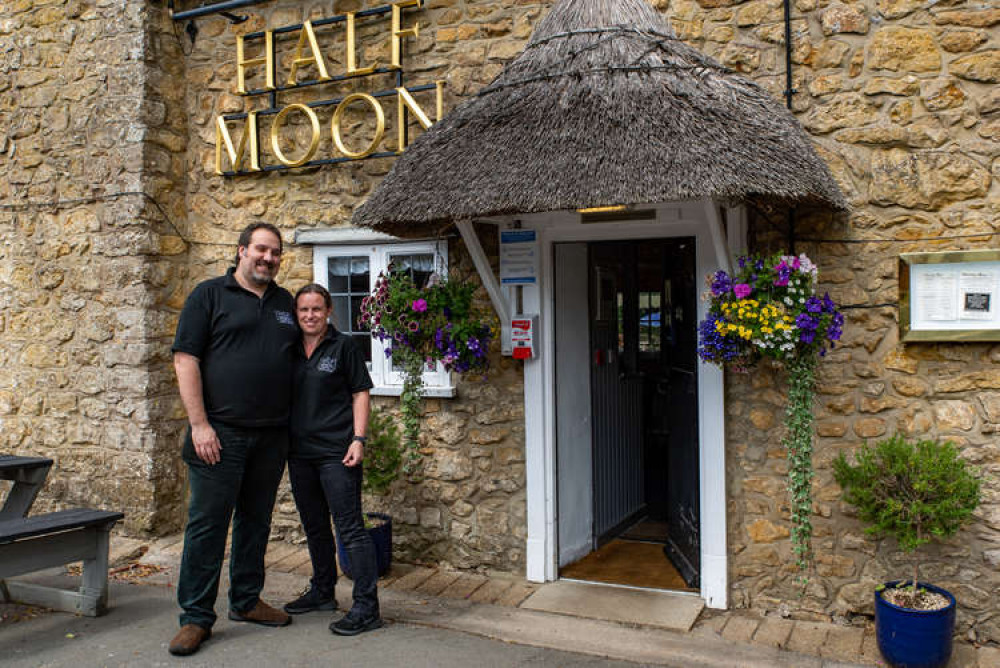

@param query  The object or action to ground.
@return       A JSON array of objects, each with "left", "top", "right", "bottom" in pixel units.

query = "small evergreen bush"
[
  {"left": 363, "top": 407, "right": 402, "bottom": 498},
  {"left": 832, "top": 433, "right": 981, "bottom": 593}
]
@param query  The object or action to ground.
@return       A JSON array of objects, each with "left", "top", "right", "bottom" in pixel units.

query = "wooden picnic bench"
[{"left": 0, "top": 455, "right": 124, "bottom": 616}]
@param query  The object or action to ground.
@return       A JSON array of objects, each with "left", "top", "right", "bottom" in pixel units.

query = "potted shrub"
[
  {"left": 833, "top": 433, "right": 981, "bottom": 668},
  {"left": 337, "top": 407, "right": 402, "bottom": 579}
]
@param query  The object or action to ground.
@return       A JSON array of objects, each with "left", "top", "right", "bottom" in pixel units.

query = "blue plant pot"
[
  {"left": 875, "top": 581, "right": 956, "bottom": 668},
  {"left": 337, "top": 512, "right": 392, "bottom": 579}
]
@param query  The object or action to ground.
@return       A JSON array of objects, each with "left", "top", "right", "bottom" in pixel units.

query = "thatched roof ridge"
[{"left": 354, "top": 0, "right": 847, "bottom": 233}]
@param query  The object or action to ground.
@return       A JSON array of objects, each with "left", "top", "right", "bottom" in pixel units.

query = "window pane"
[
  {"left": 350, "top": 257, "right": 369, "bottom": 292},
  {"left": 328, "top": 257, "right": 350, "bottom": 293},
  {"left": 332, "top": 295, "right": 349, "bottom": 332},
  {"left": 390, "top": 253, "right": 434, "bottom": 289},
  {"left": 353, "top": 334, "right": 372, "bottom": 363}
]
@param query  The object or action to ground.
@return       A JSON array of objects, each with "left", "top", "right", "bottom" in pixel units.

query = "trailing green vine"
[
  {"left": 783, "top": 354, "right": 817, "bottom": 570},
  {"left": 399, "top": 348, "right": 426, "bottom": 474}
]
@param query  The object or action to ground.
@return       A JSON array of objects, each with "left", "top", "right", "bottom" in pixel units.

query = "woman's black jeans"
[{"left": 288, "top": 456, "right": 379, "bottom": 617}]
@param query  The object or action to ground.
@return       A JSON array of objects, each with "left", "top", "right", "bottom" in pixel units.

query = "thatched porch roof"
[{"left": 354, "top": 0, "right": 847, "bottom": 235}]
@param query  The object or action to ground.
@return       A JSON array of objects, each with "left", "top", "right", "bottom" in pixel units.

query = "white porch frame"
[{"left": 508, "top": 202, "right": 740, "bottom": 610}]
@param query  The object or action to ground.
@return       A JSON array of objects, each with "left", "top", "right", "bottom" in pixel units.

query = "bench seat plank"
[
  {"left": 0, "top": 455, "right": 54, "bottom": 473},
  {"left": 0, "top": 509, "right": 124, "bottom": 544}
]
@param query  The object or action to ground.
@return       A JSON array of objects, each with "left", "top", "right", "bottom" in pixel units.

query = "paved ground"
[
  {"left": 2, "top": 534, "right": 998, "bottom": 667},
  {"left": 0, "top": 579, "right": 642, "bottom": 668}
]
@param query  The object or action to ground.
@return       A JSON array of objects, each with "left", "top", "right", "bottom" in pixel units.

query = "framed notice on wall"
[{"left": 900, "top": 249, "right": 1000, "bottom": 342}]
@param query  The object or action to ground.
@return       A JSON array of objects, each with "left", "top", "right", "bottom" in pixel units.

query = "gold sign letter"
[
  {"left": 345, "top": 12, "right": 377, "bottom": 76},
  {"left": 270, "top": 104, "right": 321, "bottom": 167},
  {"left": 391, "top": 0, "right": 422, "bottom": 69},
  {"left": 395, "top": 80, "right": 444, "bottom": 152},
  {"left": 286, "top": 20, "right": 331, "bottom": 85},
  {"left": 236, "top": 31, "right": 274, "bottom": 94},
  {"left": 215, "top": 112, "right": 260, "bottom": 174},
  {"left": 332, "top": 93, "right": 386, "bottom": 159}
]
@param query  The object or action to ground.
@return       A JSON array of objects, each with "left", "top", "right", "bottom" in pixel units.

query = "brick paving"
[{"left": 130, "top": 535, "right": 1000, "bottom": 667}]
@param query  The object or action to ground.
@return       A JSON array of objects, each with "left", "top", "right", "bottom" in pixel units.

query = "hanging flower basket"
[
  {"left": 360, "top": 269, "right": 495, "bottom": 472},
  {"left": 698, "top": 253, "right": 844, "bottom": 569}
]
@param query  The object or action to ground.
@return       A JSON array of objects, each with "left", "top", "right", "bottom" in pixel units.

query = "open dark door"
[{"left": 655, "top": 240, "right": 700, "bottom": 589}]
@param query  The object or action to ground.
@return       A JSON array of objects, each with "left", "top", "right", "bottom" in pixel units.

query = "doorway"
[{"left": 555, "top": 238, "right": 700, "bottom": 591}]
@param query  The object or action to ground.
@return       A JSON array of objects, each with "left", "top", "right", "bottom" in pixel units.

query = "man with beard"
[{"left": 168, "top": 222, "right": 299, "bottom": 656}]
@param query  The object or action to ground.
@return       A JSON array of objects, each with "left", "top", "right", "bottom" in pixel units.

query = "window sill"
[{"left": 370, "top": 385, "right": 457, "bottom": 399}]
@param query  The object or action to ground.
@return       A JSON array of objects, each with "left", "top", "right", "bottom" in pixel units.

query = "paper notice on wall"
[
  {"left": 917, "top": 270, "right": 957, "bottom": 321},
  {"left": 959, "top": 271, "right": 996, "bottom": 320}
]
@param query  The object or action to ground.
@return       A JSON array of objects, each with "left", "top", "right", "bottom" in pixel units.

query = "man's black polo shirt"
[
  {"left": 290, "top": 326, "right": 374, "bottom": 460},
  {"left": 172, "top": 268, "right": 298, "bottom": 428}
]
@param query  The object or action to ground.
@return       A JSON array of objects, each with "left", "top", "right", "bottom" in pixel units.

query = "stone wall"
[
  {"left": 0, "top": 1, "right": 189, "bottom": 533},
  {"left": 669, "top": 0, "right": 1000, "bottom": 642}
]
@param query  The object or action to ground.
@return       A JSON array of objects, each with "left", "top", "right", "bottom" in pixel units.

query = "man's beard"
[{"left": 247, "top": 263, "right": 276, "bottom": 285}]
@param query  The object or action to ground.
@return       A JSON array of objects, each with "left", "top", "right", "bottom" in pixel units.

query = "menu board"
[{"left": 900, "top": 250, "right": 1000, "bottom": 342}]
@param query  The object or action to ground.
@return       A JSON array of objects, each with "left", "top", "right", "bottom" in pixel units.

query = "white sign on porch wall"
[{"left": 500, "top": 229, "right": 539, "bottom": 284}]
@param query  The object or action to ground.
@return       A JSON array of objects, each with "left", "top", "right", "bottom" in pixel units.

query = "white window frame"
[{"left": 312, "top": 240, "right": 455, "bottom": 398}]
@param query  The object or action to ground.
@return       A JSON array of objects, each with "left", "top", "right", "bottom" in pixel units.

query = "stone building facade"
[{"left": 2, "top": 0, "right": 998, "bottom": 643}]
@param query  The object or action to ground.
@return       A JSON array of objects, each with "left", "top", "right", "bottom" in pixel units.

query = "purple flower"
[
  {"left": 774, "top": 261, "right": 791, "bottom": 287},
  {"left": 734, "top": 283, "right": 752, "bottom": 299},
  {"left": 711, "top": 271, "right": 732, "bottom": 297},
  {"left": 795, "top": 313, "right": 819, "bottom": 331},
  {"left": 407, "top": 321, "right": 419, "bottom": 332},
  {"left": 412, "top": 298, "right": 427, "bottom": 313},
  {"left": 800, "top": 330, "right": 816, "bottom": 344},
  {"left": 805, "top": 297, "right": 823, "bottom": 313},
  {"left": 822, "top": 293, "right": 836, "bottom": 313}
]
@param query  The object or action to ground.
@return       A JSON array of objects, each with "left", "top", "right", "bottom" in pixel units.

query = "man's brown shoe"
[
  {"left": 168, "top": 624, "right": 211, "bottom": 656},
  {"left": 228, "top": 600, "right": 292, "bottom": 627}
]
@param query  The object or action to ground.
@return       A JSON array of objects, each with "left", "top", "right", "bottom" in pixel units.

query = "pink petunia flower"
[
  {"left": 412, "top": 298, "right": 428, "bottom": 313},
  {"left": 734, "top": 283, "right": 752, "bottom": 299}
]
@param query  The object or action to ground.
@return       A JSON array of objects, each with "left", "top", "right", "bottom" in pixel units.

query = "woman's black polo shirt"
[
  {"left": 290, "top": 326, "right": 374, "bottom": 460},
  {"left": 171, "top": 268, "right": 298, "bottom": 428}
]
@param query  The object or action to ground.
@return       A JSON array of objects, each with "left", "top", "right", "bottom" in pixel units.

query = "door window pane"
[
  {"left": 328, "top": 257, "right": 350, "bottom": 292},
  {"left": 639, "top": 291, "right": 661, "bottom": 353},
  {"left": 350, "top": 257, "right": 369, "bottom": 292},
  {"left": 332, "top": 295, "right": 350, "bottom": 332},
  {"left": 327, "top": 255, "right": 371, "bottom": 363},
  {"left": 389, "top": 253, "right": 435, "bottom": 288}
]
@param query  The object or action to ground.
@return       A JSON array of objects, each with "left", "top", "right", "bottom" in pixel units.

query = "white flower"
[
  {"left": 784, "top": 297, "right": 793, "bottom": 305},
  {"left": 798, "top": 253, "right": 818, "bottom": 278}
]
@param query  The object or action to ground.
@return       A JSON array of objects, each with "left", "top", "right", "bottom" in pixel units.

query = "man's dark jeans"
[
  {"left": 288, "top": 456, "right": 379, "bottom": 617},
  {"left": 178, "top": 422, "right": 288, "bottom": 630}
]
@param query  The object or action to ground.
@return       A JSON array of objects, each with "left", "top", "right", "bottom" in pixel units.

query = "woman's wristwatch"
[{"left": 352, "top": 435, "right": 367, "bottom": 444}]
